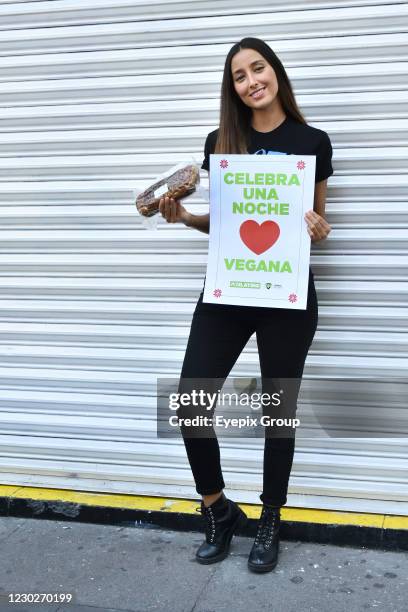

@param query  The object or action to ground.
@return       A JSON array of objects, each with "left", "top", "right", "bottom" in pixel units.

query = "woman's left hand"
[{"left": 304, "top": 210, "right": 331, "bottom": 243}]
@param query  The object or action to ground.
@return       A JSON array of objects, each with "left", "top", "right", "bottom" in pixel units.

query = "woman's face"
[{"left": 231, "top": 48, "right": 279, "bottom": 111}]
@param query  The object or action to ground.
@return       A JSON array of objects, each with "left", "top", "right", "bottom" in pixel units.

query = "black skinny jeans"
[{"left": 179, "top": 268, "right": 318, "bottom": 507}]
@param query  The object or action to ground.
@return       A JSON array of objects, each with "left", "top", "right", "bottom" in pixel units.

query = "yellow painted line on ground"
[
  {"left": 1, "top": 485, "right": 407, "bottom": 530},
  {"left": 383, "top": 515, "right": 408, "bottom": 530},
  {"left": 6, "top": 486, "right": 169, "bottom": 511},
  {"left": 277, "top": 507, "right": 385, "bottom": 528},
  {"left": 0, "top": 485, "right": 21, "bottom": 496}
]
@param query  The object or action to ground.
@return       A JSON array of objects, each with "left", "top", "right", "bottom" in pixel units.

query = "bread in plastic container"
[{"left": 136, "top": 164, "right": 200, "bottom": 217}]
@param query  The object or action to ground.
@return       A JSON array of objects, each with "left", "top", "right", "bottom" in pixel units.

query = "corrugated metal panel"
[{"left": 0, "top": 0, "right": 407, "bottom": 514}]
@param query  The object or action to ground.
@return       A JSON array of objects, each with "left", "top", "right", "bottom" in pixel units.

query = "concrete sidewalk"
[{"left": 0, "top": 516, "right": 406, "bottom": 612}]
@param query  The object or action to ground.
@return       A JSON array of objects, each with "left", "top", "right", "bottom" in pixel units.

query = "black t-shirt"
[{"left": 201, "top": 116, "right": 333, "bottom": 183}]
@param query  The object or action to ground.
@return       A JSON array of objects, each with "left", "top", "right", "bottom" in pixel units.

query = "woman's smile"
[{"left": 250, "top": 86, "right": 266, "bottom": 99}]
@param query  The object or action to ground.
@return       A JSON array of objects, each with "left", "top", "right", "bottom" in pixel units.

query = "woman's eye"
[{"left": 236, "top": 66, "right": 264, "bottom": 81}]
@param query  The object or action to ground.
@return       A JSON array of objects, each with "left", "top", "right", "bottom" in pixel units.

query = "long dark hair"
[{"left": 214, "top": 37, "right": 306, "bottom": 155}]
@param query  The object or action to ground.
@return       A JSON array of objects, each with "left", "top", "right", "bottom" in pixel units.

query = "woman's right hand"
[{"left": 158, "top": 197, "right": 190, "bottom": 225}]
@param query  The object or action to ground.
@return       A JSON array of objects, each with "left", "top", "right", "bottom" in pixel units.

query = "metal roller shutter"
[{"left": 0, "top": 0, "right": 407, "bottom": 514}]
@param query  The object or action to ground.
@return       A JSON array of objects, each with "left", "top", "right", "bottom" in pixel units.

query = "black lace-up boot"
[
  {"left": 247, "top": 504, "right": 280, "bottom": 573},
  {"left": 195, "top": 492, "right": 248, "bottom": 564}
]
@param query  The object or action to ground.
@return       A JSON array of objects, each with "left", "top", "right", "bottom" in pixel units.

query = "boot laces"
[
  {"left": 254, "top": 506, "right": 279, "bottom": 549},
  {"left": 196, "top": 504, "right": 217, "bottom": 544}
]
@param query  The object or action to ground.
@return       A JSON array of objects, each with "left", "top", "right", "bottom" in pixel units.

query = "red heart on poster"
[{"left": 239, "top": 220, "right": 280, "bottom": 255}]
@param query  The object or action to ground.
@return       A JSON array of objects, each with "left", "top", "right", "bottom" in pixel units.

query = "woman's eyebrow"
[{"left": 233, "top": 60, "right": 264, "bottom": 76}]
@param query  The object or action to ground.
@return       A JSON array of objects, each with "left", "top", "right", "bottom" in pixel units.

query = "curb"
[{"left": 0, "top": 485, "right": 406, "bottom": 551}]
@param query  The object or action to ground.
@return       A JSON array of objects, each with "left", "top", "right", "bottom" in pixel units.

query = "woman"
[{"left": 158, "top": 37, "right": 333, "bottom": 573}]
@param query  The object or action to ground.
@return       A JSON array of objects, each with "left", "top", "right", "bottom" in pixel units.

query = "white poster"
[{"left": 203, "top": 154, "right": 316, "bottom": 310}]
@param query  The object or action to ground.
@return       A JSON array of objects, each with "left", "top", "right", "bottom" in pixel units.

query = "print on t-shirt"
[{"left": 254, "top": 148, "right": 289, "bottom": 156}]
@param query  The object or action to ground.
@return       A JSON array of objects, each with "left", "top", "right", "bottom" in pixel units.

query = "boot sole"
[
  {"left": 248, "top": 558, "right": 278, "bottom": 573},
  {"left": 196, "top": 508, "right": 248, "bottom": 565}
]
